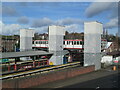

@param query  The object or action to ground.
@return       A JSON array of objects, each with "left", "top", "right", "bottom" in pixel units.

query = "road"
[
  {"left": 62, "top": 72, "right": 119, "bottom": 88},
  {"left": 34, "top": 66, "right": 119, "bottom": 89}
]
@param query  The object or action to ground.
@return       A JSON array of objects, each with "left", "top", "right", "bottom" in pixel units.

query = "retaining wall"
[{"left": 2, "top": 65, "right": 95, "bottom": 88}]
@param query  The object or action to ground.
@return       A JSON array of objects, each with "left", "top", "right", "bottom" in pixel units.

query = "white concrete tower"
[
  {"left": 20, "top": 29, "right": 34, "bottom": 51},
  {"left": 49, "top": 25, "right": 65, "bottom": 65},
  {"left": 84, "top": 21, "right": 103, "bottom": 70}
]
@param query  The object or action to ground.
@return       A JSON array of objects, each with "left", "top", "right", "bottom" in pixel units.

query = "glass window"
[
  {"left": 46, "top": 41, "right": 48, "bottom": 44},
  {"left": 68, "top": 41, "right": 70, "bottom": 45},
  {"left": 80, "top": 41, "right": 82, "bottom": 45},
  {"left": 77, "top": 41, "right": 79, "bottom": 45},
  {"left": 40, "top": 41, "right": 42, "bottom": 44},
  {"left": 36, "top": 41, "right": 38, "bottom": 44},
  {"left": 43, "top": 41, "right": 45, "bottom": 44},
  {"left": 32, "top": 41, "right": 34, "bottom": 44},
  {"left": 67, "top": 41, "right": 69, "bottom": 45},
  {"left": 82, "top": 41, "right": 84, "bottom": 45},
  {"left": 72, "top": 41, "right": 73, "bottom": 45},
  {"left": 74, "top": 41, "right": 76, "bottom": 45},
  {"left": 63, "top": 41, "right": 65, "bottom": 45}
]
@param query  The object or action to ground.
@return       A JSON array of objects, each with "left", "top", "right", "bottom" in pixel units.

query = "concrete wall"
[
  {"left": 84, "top": 21, "right": 103, "bottom": 70},
  {"left": 2, "top": 65, "right": 95, "bottom": 88}
]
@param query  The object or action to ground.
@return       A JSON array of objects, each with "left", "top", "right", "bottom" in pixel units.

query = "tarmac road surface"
[
  {"left": 62, "top": 72, "right": 119, "bottom": 88},
  {"left": 34, "top": 66, "right": 119, "bottom": 89}
]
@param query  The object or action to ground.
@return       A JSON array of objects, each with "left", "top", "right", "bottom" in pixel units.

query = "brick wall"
[{"left": 2, "top": 65, "right": 95, "bottom": 88}]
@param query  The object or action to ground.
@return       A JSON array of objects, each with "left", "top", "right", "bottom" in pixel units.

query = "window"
[
  {"left": 40, "top": 41, "right": 42, "bottom": 44},
  {"left": 72, "top": 41, "right": 73, "bottom": 45},
  {"left": 63, "top": 41, "right": 65, "bottom": 45},
  {"left": 39, "top": 41, "right": 41, "bottom": 44},
  {"left": 45, "top": 41, "right": 48, "bottom": 44},
  {"left": 32, "top": 41, "right": 34, "bottom": 44},
  {"left": 36, "top": 41, "right": 38, "bottom": 44},
  {"left": 80, "top": 41, "right": 82, "bottom": 45},
  {"left": 82, "top": 41, "right": 84, "bottom": 45},
  {"left": 77, "top": 41, "right": 79, "bottom": 45},
  {"left": 43, "top": 41, "right": 45, "bottom": 44},
  {"left": 44, "top": 41, "right": 46, "bottom": 44},
  {"left": 46, "top": 41, "right": 48, "bottom": 44},
  {"left": 68, "top": 41, "right": 70, "bottom": 45},
  {"left": 74, "top": 41, "right": 76, "bottom": 45},
  {"left": 41, "top": 41, "right": 43, "bottom": 44},
  {"left": 67, "top": 41, "right": 69, "bottom": 45}
]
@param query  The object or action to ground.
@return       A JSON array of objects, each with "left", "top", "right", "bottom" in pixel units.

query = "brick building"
[{"left": 0, "top": 35, "right": 20, "bottom": 52}]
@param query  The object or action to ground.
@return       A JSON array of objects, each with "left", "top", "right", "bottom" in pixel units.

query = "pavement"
[
  {"left": 63, "top": 72, "right": 119, "bottom": 89},
  {"left": 34, "top": 66, "right": 119, "bottom": 89}
]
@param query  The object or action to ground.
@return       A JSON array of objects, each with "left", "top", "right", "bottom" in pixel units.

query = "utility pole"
[
  {"left": 5, "top": 35, "right": 7, "bottom": 52},
  {"left": 116, "top": 33, "right": 119, "bottom": 51},
  {"left": 81, "top": 34, "right": 84, "bottom": 66}
]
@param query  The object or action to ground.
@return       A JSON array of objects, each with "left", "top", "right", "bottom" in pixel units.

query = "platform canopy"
[{"left": 0, "top": 50, "right": 53, "bottom": 59}]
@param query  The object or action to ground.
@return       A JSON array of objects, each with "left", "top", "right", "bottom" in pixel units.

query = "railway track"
[{"left": 1, "top": 62, "right": 81, "bottom": 80}]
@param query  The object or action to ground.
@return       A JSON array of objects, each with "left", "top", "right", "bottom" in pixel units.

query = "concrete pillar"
[
  {"left": 84, "top": 21, "right": 103, "bottom": 70},
  {"left": 20, "top": 29, "right": 34, "bottom": 51},
  {"left": 20, "top": 29, "right": 34, "bottom": 61},
  {"left": 48, "top": 25, "right": 65, "bottom": 65}
]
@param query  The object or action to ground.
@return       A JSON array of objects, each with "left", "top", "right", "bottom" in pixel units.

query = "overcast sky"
[{"left": 0, "top": 2, "right": 118, "bottom": 35}]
